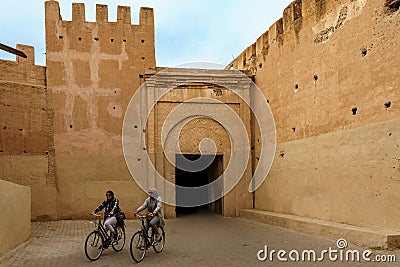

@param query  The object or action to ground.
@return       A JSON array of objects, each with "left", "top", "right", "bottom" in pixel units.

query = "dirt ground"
[{"left": 1, "top": 209, "right": 399, "bottom": 266}]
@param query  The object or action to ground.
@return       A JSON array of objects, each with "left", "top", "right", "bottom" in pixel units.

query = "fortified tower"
[{"left": 45, "top": 0, "right": 156, "bottom": 218}]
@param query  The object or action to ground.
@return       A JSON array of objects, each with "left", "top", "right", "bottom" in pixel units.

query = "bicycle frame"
[
  {"left": 138, "top": 215, "right": 153, "bottom": 246},
  {"left": 91, "top": 215, "right": 112, "bottom": 247}
]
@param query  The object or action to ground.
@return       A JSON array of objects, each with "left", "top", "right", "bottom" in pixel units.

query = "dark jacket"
[{"left": 94, "top": 198, "right": 120, "bottom": 221}]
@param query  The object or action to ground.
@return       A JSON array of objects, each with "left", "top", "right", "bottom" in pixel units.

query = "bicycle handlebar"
[{"left": 134, "top": 213, "right": 153, "bottom": 219}]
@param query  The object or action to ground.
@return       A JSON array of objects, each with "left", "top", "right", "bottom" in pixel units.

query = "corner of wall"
[
  {"left": 139, "top": 7, "right": 154, "bottom": 27},
  {"left": 45, "top": 0, "right": 62, "bottom": 23}
]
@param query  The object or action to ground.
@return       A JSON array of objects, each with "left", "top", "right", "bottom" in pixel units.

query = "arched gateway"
[{"left": 123, "top": 68, "right": 259, "bottom": 218}]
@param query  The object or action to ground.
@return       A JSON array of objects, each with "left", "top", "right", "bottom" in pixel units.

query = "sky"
[{"left": 0, "top": 0, "right": 293, "bottom": 67}]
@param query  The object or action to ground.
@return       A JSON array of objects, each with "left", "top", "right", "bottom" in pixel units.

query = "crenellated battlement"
[
  {"left": 44, "top": 0, "right": 156, "bottom": 71},
  {"left": 45, "top": 1, "right": 153, "bottom": 26},
  {"left": 0, "top": 44, "right": 35, "bottom": 65},
  {"left": 228, "top": 0, "right": 368, "bottom": 71},
  {"left": 16, "top": 44, "right": 35, "bottom": 65},
  {"left": 0, "top": 42, "right": 46, "bottom": 90},
  {"left": 229, "top": 0, "right": 306, "bottom": 70}
]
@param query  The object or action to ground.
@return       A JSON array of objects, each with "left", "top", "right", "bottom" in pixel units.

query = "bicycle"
[
  {"left": 130, "top": 213, "right": 165, "bottom": 263},
  {"left": 84, "top": 214, "right": 126, "bottom": 261}
]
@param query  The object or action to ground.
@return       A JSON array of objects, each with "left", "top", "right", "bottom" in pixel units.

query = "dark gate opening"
[{"left": 175, "top": 154, "right": 223, "bottom": 216}]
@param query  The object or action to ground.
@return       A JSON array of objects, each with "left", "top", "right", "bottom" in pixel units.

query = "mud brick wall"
[
  {"left": 0, "top": 44, "right": 57, "bottom": 220},
  {"left": 229, "top": 0, "right": 400, "bottom": 230}
]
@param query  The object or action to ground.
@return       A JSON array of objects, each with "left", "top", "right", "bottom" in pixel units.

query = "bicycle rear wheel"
[
  {"left": 84, "top": 231, "right": 104, "bottom": 261},
  {"left": 152, "top": 226, "right": 165, "bottom": 253},
  {"left": 130, "top": 231, "right": 146, "bottom": 262},
  {"left": 112, "top": 225, "right": 126, "bottom": 252}
]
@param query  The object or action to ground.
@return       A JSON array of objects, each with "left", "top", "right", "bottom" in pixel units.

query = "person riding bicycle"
[
  {"left": 135, "top": 188, "right": 165, "bottom": 242},
  {"left": 91, "top": 190, "right": 120, "bottom": 241}
]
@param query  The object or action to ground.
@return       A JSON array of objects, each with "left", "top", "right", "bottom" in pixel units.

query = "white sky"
[{"left": 0, "top": 0, "right": 293, "bottom": 67}]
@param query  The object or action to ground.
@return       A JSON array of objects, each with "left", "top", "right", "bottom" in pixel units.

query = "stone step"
[{"left": 240, "top": 209, "right": 400, "bottom": 249}]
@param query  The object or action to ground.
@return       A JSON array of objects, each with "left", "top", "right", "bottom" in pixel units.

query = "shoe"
[
  {"left": 113, "top": 233, "right": 118, "bottom": 242},
  {"left": 155, "top": 234, "right": 161, "bottom": 242},
  {"left": 152, "top": 234, "right": 161, "bottom": 245}
]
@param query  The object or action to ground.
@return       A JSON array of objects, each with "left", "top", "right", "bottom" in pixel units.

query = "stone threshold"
[{"left": 240, "top": 209, "right": 400, "bottom": 249}]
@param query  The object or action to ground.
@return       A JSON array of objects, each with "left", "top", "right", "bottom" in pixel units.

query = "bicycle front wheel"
[
  {"left": 152, "top": 226, "right": 165, "bottom": 253},
  {"left": 112, "top": 225, "right": 126, "bottom": 252},
  {"left": 130, "top": 231, "right": 146, "bottom": 263},
  {"left": 84, "top": 231, "right": 104, "bottom": 261}
]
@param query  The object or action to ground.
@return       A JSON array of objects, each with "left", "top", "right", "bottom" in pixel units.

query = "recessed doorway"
[{"left": 175, "top": 154, "right": 223, "bottom": 216}]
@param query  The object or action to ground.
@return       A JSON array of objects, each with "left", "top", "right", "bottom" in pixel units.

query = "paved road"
[{"left": 1, "top": 209, "right": 399, "bottom": 266}]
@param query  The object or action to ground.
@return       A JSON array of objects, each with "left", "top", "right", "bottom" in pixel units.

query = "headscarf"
[
  {"left": 148, "top": 188, "right": 159, "bottom": 199},
  {"left": 148, "top": 188, "right": 159, "bottom": 212},
  {"left": 106, "top": 190, "right": 114, "bottom": 202}
]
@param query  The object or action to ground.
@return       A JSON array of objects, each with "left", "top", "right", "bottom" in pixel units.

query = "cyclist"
[
  {"left": 135, "top": 188, "right": 165, "bottom": 242},
  {"left": 91, "top": 190, "right": 120, "bottom": 241}
]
